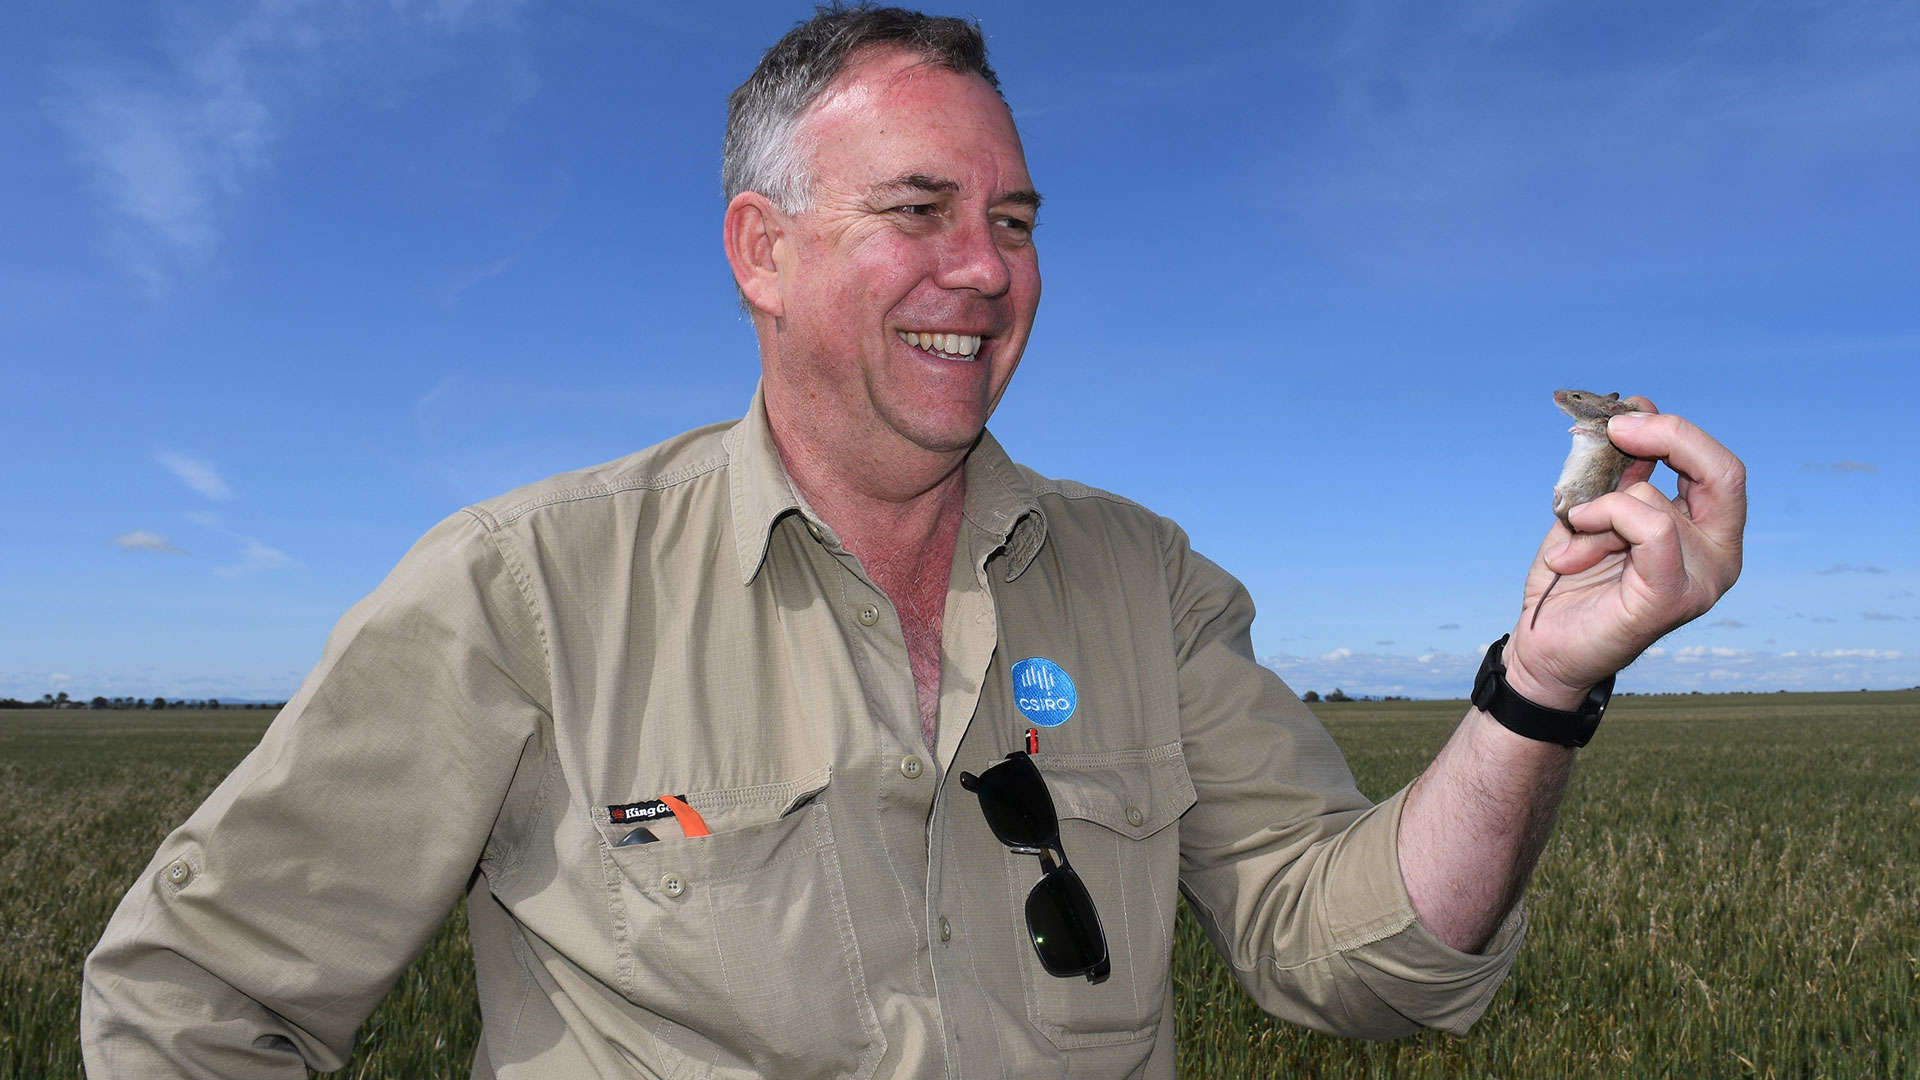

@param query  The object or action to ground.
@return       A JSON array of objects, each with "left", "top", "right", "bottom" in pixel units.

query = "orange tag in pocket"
[{"left": 659, "top": 793, "right": 711, "bottom": 838}]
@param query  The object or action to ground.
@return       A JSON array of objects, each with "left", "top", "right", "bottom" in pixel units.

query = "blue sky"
[{"left": 3, "top": 0, "right": 1915, "bottom": 702}]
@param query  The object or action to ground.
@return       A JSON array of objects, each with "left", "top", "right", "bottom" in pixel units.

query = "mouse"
[{"left": 1532, "top": 389, "right": 1644, "bottom": 629}]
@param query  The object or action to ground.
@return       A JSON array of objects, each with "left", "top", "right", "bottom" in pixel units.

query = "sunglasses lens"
[
  {"left": 968, "top": 754, "right": 1058, "bottom": 848},
  {"left": 1025, "top": 867, "right": 1110, "bottom": 983}
]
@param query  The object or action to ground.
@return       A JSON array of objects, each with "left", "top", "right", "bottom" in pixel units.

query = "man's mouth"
[{"left": 897, "top": 330, "right": 982, "bottom": 361}]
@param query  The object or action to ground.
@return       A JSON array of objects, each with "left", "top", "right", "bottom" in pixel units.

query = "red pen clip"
[{"left": 1025, "top": 728, "right": 1039, "bottom": 755}]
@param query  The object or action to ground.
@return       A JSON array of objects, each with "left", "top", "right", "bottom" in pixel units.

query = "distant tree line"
[
  {"left": 0, "top": 692, "right": 284, "bottom": 710},
  {"left": 1299, "top": 689, "right": 1412, "bottom": 704}
]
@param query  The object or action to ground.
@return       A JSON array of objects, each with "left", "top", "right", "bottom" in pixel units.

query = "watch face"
[
  {"left": 1471, "top": 663, "right": 1496, "bottom": 709},
  {"left": 1585, "top": 674, "right": 1615, "bottom": 721}
]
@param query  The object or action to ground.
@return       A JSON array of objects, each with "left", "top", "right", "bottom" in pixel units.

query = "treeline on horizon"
[{"left": 0, "top": 692, "right": 285, "bottom": 710}]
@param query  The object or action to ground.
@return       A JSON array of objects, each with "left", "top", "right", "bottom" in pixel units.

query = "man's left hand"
[{"left": 1503, "top": 399, "right": 1747, "bottom": 709}]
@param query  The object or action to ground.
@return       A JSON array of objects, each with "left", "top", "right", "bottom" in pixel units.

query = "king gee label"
[{"left": 1012, "top": 657, "right": 1077, "bottom": 727}]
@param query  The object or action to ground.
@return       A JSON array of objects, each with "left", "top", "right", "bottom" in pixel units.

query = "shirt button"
[
  {"left": 660, "top": 873, "right": 687, "bottom": 899},
  {"left": 899, "top": 755, "right": 924, "bottom": 779},
  {"left": 857, "top": 603, "right": 880, "bottom": 626},
  {"left": 164, "top": 860, "right": 191, "bottom": 886},
  {"left": 939, "top": 916, "right": 952, "bottom": 942},
  {"left": 1126, "top": 806, "right": 1146, "bottom": 828}
]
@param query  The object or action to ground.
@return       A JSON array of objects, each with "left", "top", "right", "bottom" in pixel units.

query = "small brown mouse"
[{"left": 1532, "top": 389, "right": 1644, "bottom": 628}]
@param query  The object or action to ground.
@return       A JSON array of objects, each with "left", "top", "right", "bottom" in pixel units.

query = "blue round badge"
[{"left": 1011, "top": 657, "right": 1077, "bottom": 727}]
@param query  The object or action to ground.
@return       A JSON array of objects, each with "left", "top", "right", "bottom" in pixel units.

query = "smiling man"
[
  {"left": 84, "top": 7, "right": 1746, "bottom": 1079},
  {"left": 729, "top": 40, "right": 1043, "bottom": 753}
]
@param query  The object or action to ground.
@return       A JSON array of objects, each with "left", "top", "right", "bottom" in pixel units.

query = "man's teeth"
[{"left": 897, "top": 331, "right": 982, "bottom": 358}]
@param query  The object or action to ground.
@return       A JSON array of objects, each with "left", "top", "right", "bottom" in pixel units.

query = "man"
[{"left": 83, "top": 7, "right": 1746, "bottom": 1078}]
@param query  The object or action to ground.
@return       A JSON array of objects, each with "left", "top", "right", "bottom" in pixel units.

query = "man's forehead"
[
  {"left": 814, "top": 45, "right": 985, "bottom": 109},
  {"left": 800, "top": 51, "right": 1033, "bottom": 198}
]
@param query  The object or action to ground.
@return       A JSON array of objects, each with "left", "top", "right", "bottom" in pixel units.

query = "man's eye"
[
  {"left": 995, "top": 216, "right": 1035, "bottom": 236},
  {"left": 895, "top": 204, "right": 937, "bottom": 216}
]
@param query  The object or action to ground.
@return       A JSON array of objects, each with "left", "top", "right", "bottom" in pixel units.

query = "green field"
[{"left": 5, "top": 693, "right": 1916, "bottom": 1078}]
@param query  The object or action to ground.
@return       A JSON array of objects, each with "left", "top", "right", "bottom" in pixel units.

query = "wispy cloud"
[
  {"left": 169, "top": 498, "right": 296, "bottom": 578},
  {"left": 114, "top": 530, "right": 187, "bottom": 554},
  {"left": 1803, "top": 460, "right": 1879, "bottom": 473},
  {"left": 214, "top": 537, "right": 294, "bottom": 578},
  {"left": 1862, "top": 612, "right": 1910, "bottom": 622},
  {"left": 1708, "top": 617, "right": 1746, "bottom": 628},
  {"left": 49, "top": 34, "right": 271, "bottom": 292},
  {"left": 1817, "top": 563, "right": 1887, "bottom": 575},
  {"left": 46, "top": 0, "right": 527, "bottom": 293},
  {"left": 156, "top": 450, "right": 233, "bottom": 500},
  {"left": 443, "top": 255, "right": 519, "bottom": 304}
]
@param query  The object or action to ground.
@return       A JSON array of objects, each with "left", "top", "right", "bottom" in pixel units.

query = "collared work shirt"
[{"left": 84, "top": 392, "right": 1523, "bottom": 1078}]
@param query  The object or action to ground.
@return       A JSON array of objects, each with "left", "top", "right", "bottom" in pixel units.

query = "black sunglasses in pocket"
[{"left": 960, "top": 751, "right": 1111, "bottom": 984}]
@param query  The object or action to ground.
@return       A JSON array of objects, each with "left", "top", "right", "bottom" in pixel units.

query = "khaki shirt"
[{"left": 84, "top": 390, "right": 1523, "bottom": 1079}]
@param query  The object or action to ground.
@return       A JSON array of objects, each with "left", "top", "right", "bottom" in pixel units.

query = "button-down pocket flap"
[
  {"left": 612, "top": 803, "right": 833, "bottom": 899},
  {"left": 592, "top": 764, "right": 833, "bottom": 847},
  {"left": 1033, "top": 743, "right": 1196, "bottom": 840}
]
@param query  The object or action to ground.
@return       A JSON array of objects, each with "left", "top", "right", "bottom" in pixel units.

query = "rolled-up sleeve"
[
  {"left": 1162, "top": 520, "right": 1525, "bottom": 1038},
  {"left": 82, "top": 509, "right": 551, "bottom": 1076}
]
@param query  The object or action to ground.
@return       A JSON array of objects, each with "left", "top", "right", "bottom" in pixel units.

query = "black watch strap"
[{"left": 1470, "top": 634, "right": 1612, "bottom": 748}]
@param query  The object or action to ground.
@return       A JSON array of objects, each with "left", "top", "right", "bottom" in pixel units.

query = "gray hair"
[{"left": 723, "top": 4, "right": 1002, "bottom": 214}]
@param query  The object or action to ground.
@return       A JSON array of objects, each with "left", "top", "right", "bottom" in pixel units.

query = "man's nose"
[{"left": 932, "top": 216, "right": 1012, "bottom": 297}]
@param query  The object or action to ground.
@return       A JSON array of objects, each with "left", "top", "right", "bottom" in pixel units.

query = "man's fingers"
[
  {"left": 1606, "top": 411, "right": 1748, "bottom": 546},
  {"left": 1542, "top": 527, "right": 1627, "bottom": 576},
  {"left": 1614, "top": 396, "right": 1660, "bottom": 488},
  {"left": 1582, "top": 484, "right": 1697, "bottom": 605}
]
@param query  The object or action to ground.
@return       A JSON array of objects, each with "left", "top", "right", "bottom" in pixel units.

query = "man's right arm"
[
  {"left": 1159, "top": 520, "right": 1525, "bottom": 1038},
  {"left": 82, "top": 510, "right": 552, "bottom": 1076}
]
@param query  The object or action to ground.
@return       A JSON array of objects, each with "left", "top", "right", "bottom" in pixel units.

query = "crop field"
[{"left": 4, "top": 691, "right": 1916, "bottom": 1078}]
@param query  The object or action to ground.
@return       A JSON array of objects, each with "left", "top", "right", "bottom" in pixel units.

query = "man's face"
[{"left": 761, "top": 49, "right": 1041, "bottom": 472}]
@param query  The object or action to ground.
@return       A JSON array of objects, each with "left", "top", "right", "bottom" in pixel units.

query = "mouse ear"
[{"left": 1604, "top": 392, "right": 1620, "bottom": 400}]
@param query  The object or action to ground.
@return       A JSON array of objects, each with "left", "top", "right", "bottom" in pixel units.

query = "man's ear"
[{"left": 724, "top": 192, "right": 786, "bottom": 318}]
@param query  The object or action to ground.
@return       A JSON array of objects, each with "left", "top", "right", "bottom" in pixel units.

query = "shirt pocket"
[
  {"left": 593, "top": 767, "right": 885, "bottom": 1080},
  {"left": 1017, "top": 745, "right": 1197, "bottom": 1051}
]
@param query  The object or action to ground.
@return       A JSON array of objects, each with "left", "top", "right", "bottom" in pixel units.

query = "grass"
[{"left": 5, "top": 692, "right": 1916, "bottom": 1077}]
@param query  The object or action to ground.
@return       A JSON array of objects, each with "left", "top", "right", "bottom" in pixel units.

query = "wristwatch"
[{"left": 1470, "top": 634, "right": 1612, "bottom": 748}]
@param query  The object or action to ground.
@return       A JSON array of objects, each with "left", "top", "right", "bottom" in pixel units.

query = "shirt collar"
[
  {"left": 723, "top": 383, "right": 1048, "bottom": 586},
  {"left": 959, "top": 429, "right": 1048, "bottom": 582},
  {"left": 723, "top": 385, "right": 806, "bottom": 587}
]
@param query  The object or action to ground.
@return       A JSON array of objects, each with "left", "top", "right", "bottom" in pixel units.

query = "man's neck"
[{"left": 768, "top": 419, "right": 970, "bottom": 754}]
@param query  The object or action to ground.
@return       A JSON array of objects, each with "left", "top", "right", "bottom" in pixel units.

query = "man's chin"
[
  {"left": 880, "top": 405, "right": 993, "bottom": 458},
  {"left": 907, "top": 427, "right": 986, "bottom": 457}
]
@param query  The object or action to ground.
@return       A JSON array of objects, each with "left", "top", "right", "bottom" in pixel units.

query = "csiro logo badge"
[{"left": 1012, "top": 657, "right": 1077, "bottom": 727}]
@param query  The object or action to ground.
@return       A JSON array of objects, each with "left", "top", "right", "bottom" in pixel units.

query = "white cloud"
[
  {"left": 156, "top": 450, "right": 234, "bottom": 500},
  {"left": 214, "top": 537, "right": 294, "bottom": 578},
  {"left": 114, "top": 530, "right": 187, "bottom": 554},
  {"left": 1260, "top": 642, "right": 1917, "bottom": 698}
]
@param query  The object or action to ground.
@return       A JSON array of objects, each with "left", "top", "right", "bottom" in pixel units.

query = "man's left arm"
[{"left": 1398, "top": 404, "right": 1747, "bottom": 951}]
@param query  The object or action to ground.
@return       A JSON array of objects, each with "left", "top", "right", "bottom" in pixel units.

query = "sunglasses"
[{"left": 959, "top": 751, "right": 1111, "bottom": 984}]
